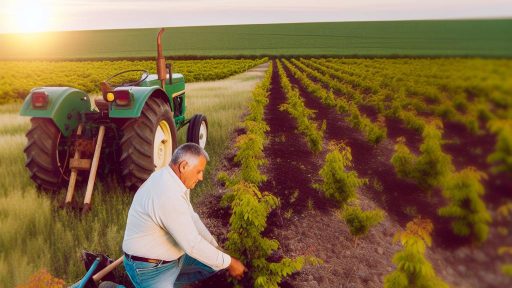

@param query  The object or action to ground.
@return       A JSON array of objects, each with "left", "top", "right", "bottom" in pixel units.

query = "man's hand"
[{"left": 227, "top": 257, "right": 247, "bottom": 280}]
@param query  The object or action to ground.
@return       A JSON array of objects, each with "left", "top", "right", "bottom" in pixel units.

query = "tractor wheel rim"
[
  {"left": 154, "top": 120, "right": 172, "bottom": 169},
  {"left": 199, "top": 121, "right": 207, "bottom": 148}
]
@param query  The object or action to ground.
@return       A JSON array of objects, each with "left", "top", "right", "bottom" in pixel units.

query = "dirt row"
[{"left": 196, "top": 60, "right": 512, "bottom": 288}]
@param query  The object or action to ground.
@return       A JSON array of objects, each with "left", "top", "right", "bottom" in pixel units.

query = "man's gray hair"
[{"left": 171, "top": 143, "right": 209, "bottom": 166}]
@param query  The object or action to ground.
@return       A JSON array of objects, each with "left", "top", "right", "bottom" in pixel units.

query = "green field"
[{"left": 0, "top": 19, "right": 511, "bottom": 59}]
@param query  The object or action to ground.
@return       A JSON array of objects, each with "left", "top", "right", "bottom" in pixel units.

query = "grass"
[
  {"left": 0, "top": 19, "right": 511, "bottom": 59},
  {"left": 0, "top": 62, "right": 268, "bottom": 287}
]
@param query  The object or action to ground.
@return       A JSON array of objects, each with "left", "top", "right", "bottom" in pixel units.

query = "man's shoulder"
[{"left": 139, "top": 167, "right": 185, "bottom": 198}]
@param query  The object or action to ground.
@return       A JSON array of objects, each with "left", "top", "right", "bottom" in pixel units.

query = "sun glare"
[{"left": 8, "top": 0, "right": 51, "bottom": 33}]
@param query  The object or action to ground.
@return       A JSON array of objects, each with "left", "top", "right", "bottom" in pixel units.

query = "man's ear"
[{"left": 179, "top": 160, "right": 188, "bottom": 173}]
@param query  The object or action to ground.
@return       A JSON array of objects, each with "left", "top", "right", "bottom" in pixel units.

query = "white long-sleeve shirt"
[{"left": 122, "top": 166, "right": 231, "bottom": 271}]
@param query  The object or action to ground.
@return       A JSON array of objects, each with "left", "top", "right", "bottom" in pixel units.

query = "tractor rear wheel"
[
  {"left": 120, "top": 97, "right": 177, "bottom": 192},
  {"left": 24, "top": 118, "right": 71, "bottom": 191},
  {"left": 186, "top": 114, "right": 208, "bottom": 149}
]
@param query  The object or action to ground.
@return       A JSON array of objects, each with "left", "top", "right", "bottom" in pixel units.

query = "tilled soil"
[{"left": 194, "top": 60, "right": 512, "bottom": 288}]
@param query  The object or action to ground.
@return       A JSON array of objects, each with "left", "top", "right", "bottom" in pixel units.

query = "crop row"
[
  {"left": 281, "top": 58, "right": 493, "bottom": 243},
  {"left": 276, "top": 60, "right": 325, "bottom": 152},
  {"left": 291, "top": 58, "right": 511, "bottom": 175},
  {"left": 218, "top": 62, "right": 307, "bottom": 288},
  {"left": 316, "top": 58, "right": 512, "bottom": 132},
  {"left": 283, "top": 59, "right": 387, "bottom": 144},
  {"left": 273, "top": 59, "right": 498, "bottom": 283},
  {"left": 0, "top": 58, "right": 268, "bottom": 104},
  {"left": 391, "top": 120, "right": 491, "bottom": 243}
]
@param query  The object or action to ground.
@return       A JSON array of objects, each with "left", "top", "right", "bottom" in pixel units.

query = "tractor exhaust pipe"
[{"left": 156, "top": 28, "right": 167, "bottom": 88}]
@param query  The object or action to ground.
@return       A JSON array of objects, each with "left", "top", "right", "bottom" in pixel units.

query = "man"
[{"left": 122, "top": 143, "right": 246, "bottom": 288}]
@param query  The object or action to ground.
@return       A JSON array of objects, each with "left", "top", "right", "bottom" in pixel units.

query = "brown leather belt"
[{"left": 124, "top": 252, "right": 173, "bottom": 264}]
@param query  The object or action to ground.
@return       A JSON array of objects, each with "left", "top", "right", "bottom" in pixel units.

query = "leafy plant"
[
  {"left": 225, "top": 181, "right": 306, "bottom": 288},
  {"left": 341, "top": 203, "right": 385, "bottom": 244},
  {"left": 384, "top": 218, "right": 449, "bottom": 288},
  {"left": 487, "top": 120, "right": 512, "bottom": 173},
  {"left": 235, "top": 132, "right": 268, "bottom": 185},
  {"left": 438, "top": 167, "right": 491, "bottom": 243},
  {"left": 501, "top": 265, "right": 512, "bottom": 278},
  {"left": 498, "top": 247, "right": 512, "bottom": 278},
  {"left": 313, "top": 142, "right": 367, "bottom": 206},
  {"left": 390, "top": 137, "right": 417, "bottom": 180},
  {"left": 391, "top": 121, "right": 454, "bottom": 189}
]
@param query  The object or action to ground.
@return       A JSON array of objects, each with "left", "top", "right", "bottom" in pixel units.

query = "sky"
[{"left": 0, "top": 0, "right": 511, "bottom": 34}]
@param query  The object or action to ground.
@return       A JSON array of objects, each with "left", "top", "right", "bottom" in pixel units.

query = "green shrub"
[
  {"left": 341, "top": 203, "right": 385, "bottom": 241},
  {"left": 234, "top": 132, "right": 268, "bottom": 185},
  {"left": 384, "top": 218, "right": 449, "bottom": 288},
  {"left": 501, "top": 264, "right": 512, "bottom": 278},
  {"left": 414, "top": 122, "right": 454, "bottom": 188},
  {"left": 399, "top": 110, "right": 426, "bottom": 133},
  {"left": 498, "top": 247, "right": 512, "bottom": 278},
  {"left": 391, "top": 137, "right": 417, "bottom": 180},
  {"left": 438, "top": 167, "right": 492, "bottom": 243},
  {"left": 391, "top": 122, "right": 454, "bottom": 189},
  {"left": 314, "top": 142, "right": 367, "bottom": 206},
  {"left": 487, "top": 120, "right": 512, "bottom": 173},
  {"left": 225, "top": 182, "right": 305, "bottom": 288}
]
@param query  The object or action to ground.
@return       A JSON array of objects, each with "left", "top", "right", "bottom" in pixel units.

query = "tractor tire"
[
  {"left": 24, "top": 118, "right": 71, "bottom": 191},
  {"left": 186, "top": 114, "right": 208, "bottom": 149},
  {"left": 120, "top": 97, "right": 177, "bottom": 192}
]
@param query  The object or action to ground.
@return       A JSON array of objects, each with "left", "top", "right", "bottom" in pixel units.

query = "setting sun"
[{"left": 6, "top": 0, "right": 51, "bottom": 33}]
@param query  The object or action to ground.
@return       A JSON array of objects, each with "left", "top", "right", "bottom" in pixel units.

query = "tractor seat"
[{"left": 94, "top": 98, "right": 109, "bottom": 111}]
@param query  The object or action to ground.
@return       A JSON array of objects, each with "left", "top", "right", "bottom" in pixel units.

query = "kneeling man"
[{"left": 123, "top": 143, "right": 246, "bottom": 287}]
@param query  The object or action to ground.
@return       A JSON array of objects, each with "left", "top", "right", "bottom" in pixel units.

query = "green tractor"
[{"left": 19, "top": 28, "right": 208, "bottom": 210}]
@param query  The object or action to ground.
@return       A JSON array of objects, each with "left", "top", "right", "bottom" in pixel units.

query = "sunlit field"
[{"left": 0, "top": 63, "right": 268, "bottom": 286}]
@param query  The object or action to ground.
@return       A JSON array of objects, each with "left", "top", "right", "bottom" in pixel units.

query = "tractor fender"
[
  {"left": 19, "top": 87, "right": 91, "bottom": 137},
  {"left": 109, "top": 86, "right": 172, "bottom": 118}
]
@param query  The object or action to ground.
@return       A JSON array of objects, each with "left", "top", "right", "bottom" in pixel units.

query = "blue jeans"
[{"left": 124, "top": 254, "right": 217, "bottom": 288}]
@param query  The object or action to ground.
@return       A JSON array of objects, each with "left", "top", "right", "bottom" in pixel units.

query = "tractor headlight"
[{"left": 106, "top": 92, "right": 115, "bottom": 102}]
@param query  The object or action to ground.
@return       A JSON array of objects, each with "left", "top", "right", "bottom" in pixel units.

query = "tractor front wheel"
[
  {"left": 120, "top": 97, "right": 177, "bottom": 192},
  {"left": 186, "top": 114, "right": 208, "bottom": 149},
  {"left": 24, "top": 118, "right": 71, "bottom": 191}
]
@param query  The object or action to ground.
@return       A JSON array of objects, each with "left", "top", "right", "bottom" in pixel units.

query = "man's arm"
[
  {"left": 158, "top": 197, "right": 230, "bottom": 270},
  {"left": 191, "top": 211, "right": 219, "bottom": 247}
]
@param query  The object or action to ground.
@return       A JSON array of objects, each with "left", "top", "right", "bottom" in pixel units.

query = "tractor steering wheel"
[{"left": 104, "top": 69, "right": 149, "bottom": 88}]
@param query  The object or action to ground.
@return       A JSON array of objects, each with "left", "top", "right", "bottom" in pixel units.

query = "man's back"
[{"left": 123, "top": 166, "right": 187, "bottom": 261}]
